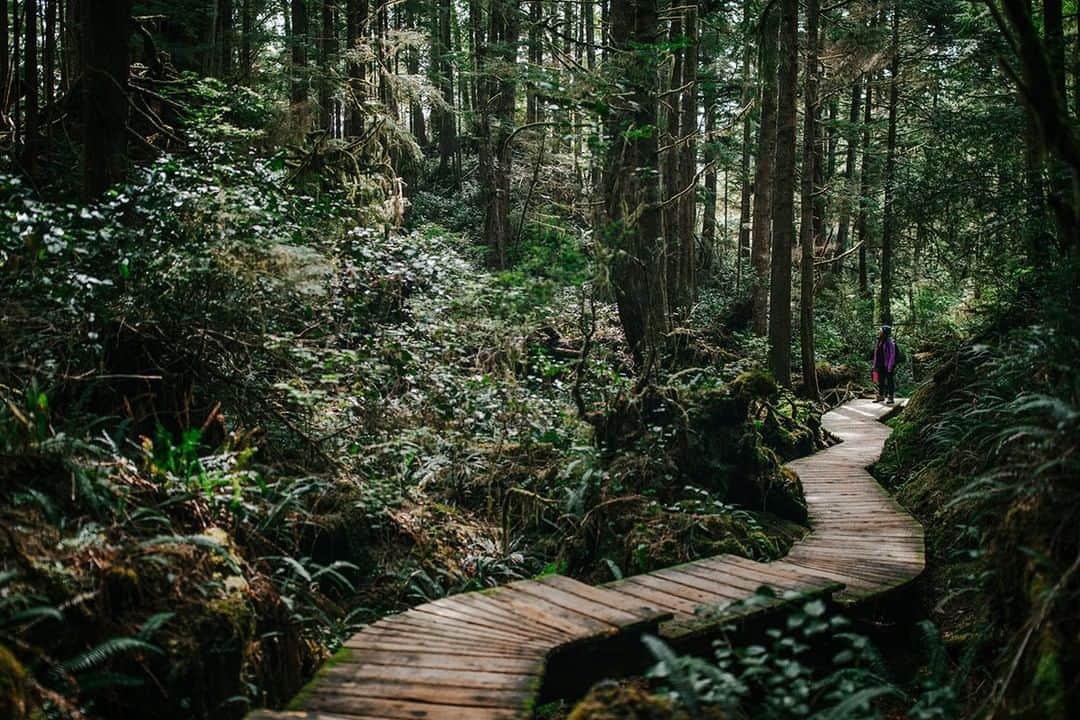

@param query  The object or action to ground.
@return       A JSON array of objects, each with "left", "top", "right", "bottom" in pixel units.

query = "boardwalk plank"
[{"left": 259, "top": 399, "right": 923, "bottom": 720}]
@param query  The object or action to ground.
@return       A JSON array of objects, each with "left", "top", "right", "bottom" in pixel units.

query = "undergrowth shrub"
[
  {"left": 637, "top": 591, "right": 969, "bottom": 720},
  {"left": 877, "top": 264, "right": 1080, "bottom": 719}
]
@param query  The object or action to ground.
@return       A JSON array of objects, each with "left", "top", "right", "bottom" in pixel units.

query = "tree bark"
[
  {"left": 604, "top": 0, "right": 666, "bottom": 368},
  {"left": 701, "top": 47, "right": 717, "bottom": 271},
  {"left": 479, "top": 0, "right": 520, "bottom": 268},
  {"left": 221, "top": 0, "right": 233, "bottom": 79},
  {"left": 406, "top": 4, "right": 426, "bottom": 146},
  {"left": 857, "top": 74, "right": 873, "bottom": 297},
  {"left": 736, "top": 0, "right": 753, "bottom": 289},
  {"left": 22, "top": 0, "right": 37, "bottom": 176},
  {"left": 240, "top": 0, "right": 252, "bottom": 84},
  {"left": 12, "top": 0, "right": 19, "bottom": 142},
  {"left": 1042, "top": 0, "right": 1078, "bottom": 251},
  {"left": 82, "top": 0, "right": 133, "bottom": 198},
  {"left": 676, "top": 1, "right": 698, "bottom": 308},
  {"left": 768, "top": 0, "right": 797, "bottom": 387},
  {"left": 526, "top": 0, "right": 541, "bottom": 124},
  {"left": 799, "top": 0, "right": 820, "bottom": 400},
  {"left": 1075, "top": 1, "right": 1080, "bottom": 120},
  {"left": 434, "top": 0, "right": 457, "bottom": 181},
  {"left": 880, "top": 1, "right": 900, "bottom": 325},
  {"left": 999, "top": 0, "right": 1080, "bottom": 253},
  {"left": 345, "top": 0, "right": 368, "bottom": 136},
  {"left": 834, "top": 80, "right": 862, "bottom": 270},
  {"left": 290, "top": 0, "right": 308, "bottom": 106},
  {"left": 750, "top": 2, "right": 778, "bottom": 335},
  {"left": 1, "top": 0, "right": 8, "bottom": 115},
  {"left": 661, "top": 11, "right": 682, "bottom": 308},
  {"left": 45, "top": 0, "right": 55, "bottom": 116},
  {"left": 319, "top": 0, "right": 336, "bottom": 134}
]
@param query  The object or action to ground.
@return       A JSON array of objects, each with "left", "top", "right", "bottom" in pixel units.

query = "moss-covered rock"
[{"left": 568, "top": 681, "right": 687, "bottom": 720}]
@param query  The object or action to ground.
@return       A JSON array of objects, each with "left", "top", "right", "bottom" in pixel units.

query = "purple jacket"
[{"left": 873, "top": 338, "right": 898, "bottom": 372}]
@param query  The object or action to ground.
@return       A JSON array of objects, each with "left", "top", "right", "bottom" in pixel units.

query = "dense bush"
[
  {"left": 876, "top": 263, "right": 1080, "bottom": 719},
  {"left": 631, "top": 591, "right": 968, "bottom": 720},
  {"left": 1, "top": 129, "right": 824, "bottom": 718}
]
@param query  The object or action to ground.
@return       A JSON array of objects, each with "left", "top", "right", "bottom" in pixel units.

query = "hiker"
[{"left": 871, "top": 325, "right": 902, "bottom": 404}]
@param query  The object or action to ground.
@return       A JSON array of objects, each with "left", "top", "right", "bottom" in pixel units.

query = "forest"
[{"left": 0, "top": 0, "right": 1077, "bottom": 718}]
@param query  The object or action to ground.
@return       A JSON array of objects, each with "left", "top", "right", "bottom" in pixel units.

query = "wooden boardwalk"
[{"left": 250, "top": 399, "right": 922, "bottom": 720}]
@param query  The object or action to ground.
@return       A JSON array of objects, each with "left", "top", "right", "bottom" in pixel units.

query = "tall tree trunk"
[
  {"left": 375, "top": 4, "right": 388, "bottom": 112},
  {"left": 206, "top": 0, "right": 218, "bottom": 76},
  {"left": 291, "top": 0, "right": 308, "bottom": 106},
  {"left": 345, "top": 0, "right": 368, "bottom": 136},
  {"left": 799, "top": 0, "right": 820, "bottom": 400},
  {"left": 240, "top": 0, "right": 252, "bottom": 84},
  {"left": 82, "top": 0, "right": 132, "bottom": 198},
  {"left": 768, "top": 0, "right": 797, "bottom": 387},
  {"left": 1075, "top": 1, "right": 1080, "bottom": 120},
  {"left": 479, "top": 0, "right": 520, "bottom": 268},
  {"left": 571, "top": 0, "right": 583, "bottom": 203},
  {"left": 857, "top": 74, "right": 873, "bottom": 297},
  {"left": 661, "top": 11, "right": 682, "bottom": 307},
  {"left": 999, "top": 0, "right": 1080, "bottom": 253},
  {"left": 1046, "top": 0, "right": 1066, "bottom": 102},
  {"left": 44, "top": 0, "right": 54, "bottom": 118},
  {"left": 221, "top": 0, "right": 233, "bottom": 78},
  {"left": 406, "top": 4, "right": 426, "bottom": 146},
  {"left": 604, "top": 0, "right": 666, "bottom": 368},
  {"left": 736, "top": 0, "right": 753, "bottom": 290},
  {"left": 62, "top": 0, "right": 74, "bottom": 92},
  {"left": 21, "top": 0, "right": 37, "bottom": 176},
  {"left": 676, "top": 1, "right": 698, "bottom": 308},
  {"left": 526, "top": 0, "right": 541, "bottom": 124},
  {"left": 12, "top": 0, "right": 19, "bottom": 140},
  {"left": 10, "top": 0, "right": 18, "bottom": 143},
  {"left": 434, "top": 0, "right": 456, "bottom": 181},
  {"left": 586, "top": 0, "right": 601, "bottom": 228},
  {"left": 468, "top": 0, "right": 481, "bottom": 118},
  {"left": 1, "top": 0, "right": 8, "bottom": 114},
  {"left": 880, "top": 1, "right": 900, "bottom": 325},
  {"left": 701, "top": 50, "right": 717, "bottom": 272},
  {"left": 1043, "top": 0, "right": 1078, "bottom": 250},
  {"left": 834, "top": 80, "right": 862, "bottom": 270},
  {"left": 319, "top": 0, "right": 334, "bottom": 133},
  {"left": 750, "top": 3, "right": 778, "bottom": 335}
]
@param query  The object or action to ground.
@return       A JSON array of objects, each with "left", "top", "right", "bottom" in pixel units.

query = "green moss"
[
  {"left": 518, "top": 667, "right": 547, "bottom": 715},
  {"left": 206, "top": 595, "right": 257, "bottom": 638},
  {"left": 286, "top": 647, "right": 354, "bottom": 712},
  {"left": 1033, "top": 640, "right": 1066, "bottom": 718},
  {"left": 102, "top": 564, "right": 141, "bottom": 612},
  {"left": 730, "top": 370, "right": 779, "bottom": 402}
]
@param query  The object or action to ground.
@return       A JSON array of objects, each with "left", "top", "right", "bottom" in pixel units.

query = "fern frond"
[
  {"left": 643, "top": 633, "right": 702, "bottom": 717},
  {"left": 61, "top": 637, "right": 161, "bottom": 674}
]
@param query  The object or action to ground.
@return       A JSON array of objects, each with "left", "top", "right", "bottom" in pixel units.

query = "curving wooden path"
[{"left": 250, "top": 399, "right": 923, "bottom": 720}]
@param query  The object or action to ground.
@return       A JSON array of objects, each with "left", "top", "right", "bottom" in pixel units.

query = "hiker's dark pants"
[{"left": 877, "top": 369, "right": 895, "bottom": 400}]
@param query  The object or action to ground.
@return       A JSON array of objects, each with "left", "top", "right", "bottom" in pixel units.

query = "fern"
[
  {"left": 813, "top": 685, "right": 906, "bottom": 720},
  {"left": 643, "top": 633, "right": 702, "bottom": 718},
  {"left": 4, "top": 605, "right": 64, "bottom": 626},
  {"left": 60, "top": 637, "right": 162, "bottom": 674},
  {"left": 139, "top": 534, "right": 241, "bottom": 573},
  {"left": 77, "top": 671, "right": 146, "bottom": 691},
  {"left": 267, "top": 555, "right": 313, "bottom": 584},
  {"left": 137, "top": 612, "right": 175, "bottom": 641}
]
